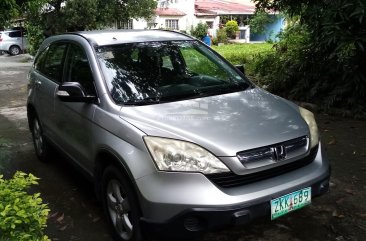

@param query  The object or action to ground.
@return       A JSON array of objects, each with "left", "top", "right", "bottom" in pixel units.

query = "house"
[{"left": 119, "top": 0, "right": 284, "bottom": 42}]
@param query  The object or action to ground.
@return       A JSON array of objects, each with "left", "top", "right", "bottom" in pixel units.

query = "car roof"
[
  {"left": 1, "top": 30, "right": 21, "bottom": 33},
  {"left": 74, "top": 29, "right": 193, "bottom": 46}
]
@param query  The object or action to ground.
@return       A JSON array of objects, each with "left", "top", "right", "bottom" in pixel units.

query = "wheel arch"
[
  {"left": 27, "top": 103, "right": 37, "bottom": 130},
  {"left": 94, "top": 148, "right": 137, "bottom": 201}
]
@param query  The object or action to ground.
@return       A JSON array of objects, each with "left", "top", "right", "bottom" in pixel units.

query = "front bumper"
[
  {"left": 135, "top": 143, "right": 330, "bottom": 240},
  {"left": 140, "top": 176, "right": 329, "bottom": 240}
]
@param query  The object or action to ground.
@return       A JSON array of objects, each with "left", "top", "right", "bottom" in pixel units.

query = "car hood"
[{"left": 119, "top": 88, "right": 309, "bottom": 156}]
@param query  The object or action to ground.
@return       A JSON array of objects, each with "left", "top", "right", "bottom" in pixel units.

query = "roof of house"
[
  {"left": 155, "top": 8, "right": 187, "bottom": 16},
  {"left": 195, "top": 0, "right": 256, "bottom": 15}
]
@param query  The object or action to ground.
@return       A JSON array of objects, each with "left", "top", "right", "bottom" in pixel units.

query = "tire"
[
  {"left": 9, "top": 45, "right": 21, "bottom": 56},
  {"left": 101, "top": 166, "right": 144, "bottom": 241},
  {"left": 30, "top": 115, "right": 51, "bottom": 162}
]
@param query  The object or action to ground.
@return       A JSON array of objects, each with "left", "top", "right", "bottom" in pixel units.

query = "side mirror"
[
  {"left": 56, "top": 82, "right": 97, "bottom": 103},
  {"left": 235, "top": 65, "right": 245, "bottom": 75}
]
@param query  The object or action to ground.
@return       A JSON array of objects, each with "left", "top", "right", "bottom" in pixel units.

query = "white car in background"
[{"left": 0, "top": 29, "right": 28, "bottom": 55}]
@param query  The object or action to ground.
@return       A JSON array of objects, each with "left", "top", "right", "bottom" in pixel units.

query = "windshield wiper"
[{"left": 122, "top": 97, "right": 161, "bottom": 106}]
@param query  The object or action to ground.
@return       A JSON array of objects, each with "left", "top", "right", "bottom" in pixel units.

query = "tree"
[
  {"left": 22, "top": 0, "right": 157, "bottom": 54},
  {"left": 252, "top": 0, "right": 366, "bottom": 114},
  {"left": 0, "top": 0, "right": 20, "bottom": 28},
  {"left": 100, "top": 0, "right": 157, "bottom": 27},
  {"left": 249, "top": 10, "right": 275, "bottom": 35}
]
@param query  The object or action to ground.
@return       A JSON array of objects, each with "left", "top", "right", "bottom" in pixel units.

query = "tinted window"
[
  {"left": 65, "top": 44, "right": 96, "bottom": 95},
  {"left": 42, "top": 43, "right": 67, "bottom": 82},
  {"left": 8, "top": 31, "right": 22, "bottom": 38},
  {"left": 34, "top": 47, "right": 48, "bottom": 71},
  {"left": 96, "top": 41, "right": 250, "bottom": 105}
]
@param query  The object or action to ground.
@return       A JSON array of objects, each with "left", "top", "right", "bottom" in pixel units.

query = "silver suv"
[
  {"left": 27, "top": 30, "right": 330, "bottom": 241},
  {"left": 0, "top": 29, "right": 28, "bottom": 55}
]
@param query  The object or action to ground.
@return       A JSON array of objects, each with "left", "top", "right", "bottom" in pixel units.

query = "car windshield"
[{"left": 96, "top": 40, "right": 251, "bottom": 105}]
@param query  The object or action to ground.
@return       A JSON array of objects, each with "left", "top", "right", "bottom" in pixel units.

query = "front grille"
[
  {"left": 206, "top": 145, "right": 319, "bottom": 188},
  {"left": 236, "top": 136, "right": 309, "bottom": 167}
]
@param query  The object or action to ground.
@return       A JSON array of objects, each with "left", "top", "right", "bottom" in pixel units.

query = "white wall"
[
  {"left": 195, "top": 16, "right": 220, "bottom": 37},
  {"left": 154, "top": 0, "right": 195, "bottom": 31},
  {"left": 133, "top": 19, "right": 148, "bottom": 29}
]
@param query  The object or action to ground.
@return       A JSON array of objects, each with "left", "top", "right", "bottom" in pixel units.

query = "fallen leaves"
[
  {"left": 332, "top": 210, "right": 345, "bottom": 219},
  {"left": 356, "top": 213, "right": 366, "bottom": 218},
  {"left": 344, "top": 188, "right": 356, "bottom": 195},
  {"left": 56, "top": 213, "right": 65, "bottom": 223},
  {"left": 328, "top": 138, "right": 337, "bottom": 145}
]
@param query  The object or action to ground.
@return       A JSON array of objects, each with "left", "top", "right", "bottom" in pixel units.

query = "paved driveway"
[{"left": 1, "top": 53, "right": 365, "bottom": 241}]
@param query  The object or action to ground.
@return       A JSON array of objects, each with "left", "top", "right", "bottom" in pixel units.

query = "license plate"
[{"left": 271, "top": 187, "right": 311, "bottom": 220}]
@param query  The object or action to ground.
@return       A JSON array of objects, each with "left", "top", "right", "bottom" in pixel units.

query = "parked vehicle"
[
  {"left": 27, "top": 30, "right": 330, "bottom": 241},
  {"left": 0, "top": 29, "right": 28, "bottom": 55}
]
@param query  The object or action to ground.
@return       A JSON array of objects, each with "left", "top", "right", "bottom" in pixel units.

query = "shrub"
[
  {"left": 216, "top": 28, "right": 228, "bottom": 44},
  {"left": 213, "top": 43, "right": 273, "bottom": 80},
  {"left": 0, "top": 172, "right": 50, "bottom": 241},
  {"left": 253, "top": 0, "right": 366, "bottom": 116},
  {"left": 190, "top": 22, "right": 208, "bottom": 40},
  {"left": 225, "top": 20, "right": 239, "bottom": 39}
]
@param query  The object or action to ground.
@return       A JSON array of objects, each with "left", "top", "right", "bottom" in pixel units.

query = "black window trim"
[
  {"left": 63, "top": 41, "right": 99, "bottom": 98},
  {"left": 33, "top": 41, "right": 69, "bottom": 84}
]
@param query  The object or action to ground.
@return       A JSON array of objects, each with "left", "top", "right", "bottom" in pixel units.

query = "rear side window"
[
  {"left": 8, "top": 31, "right": 22, "bottom": 38},
  {"left": 41, "top": 43, "right": 67, "bottom": 83},
  {"left": 34, "top": 47, "right": 48, "bottom": 71}
]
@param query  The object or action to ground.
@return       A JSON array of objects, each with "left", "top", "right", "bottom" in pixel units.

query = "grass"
[{"left": 212, "top": 43, "right": 274, "bottom": 75}]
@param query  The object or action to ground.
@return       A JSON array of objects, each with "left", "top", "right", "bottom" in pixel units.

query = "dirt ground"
[{"left": 0, "top": 54, "right": 365, "bottom": 241}]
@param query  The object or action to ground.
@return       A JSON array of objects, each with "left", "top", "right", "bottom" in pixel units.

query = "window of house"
[
  {"left": 118, "top": 20, "right": 133, "bottom": 29},
  {"left": 206, "top": 21, "right": 214, "bottom": 29},
  {"left": 165, "top": 19, "right": 179, "bottom": 30}
]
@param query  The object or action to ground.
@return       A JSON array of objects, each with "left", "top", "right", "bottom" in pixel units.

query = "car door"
[
  {"left": 53, "top": 43, "right": 97, "bottom": 171},
  {"left": 30, "top": 42, "right": 68, "bottom": 140}
]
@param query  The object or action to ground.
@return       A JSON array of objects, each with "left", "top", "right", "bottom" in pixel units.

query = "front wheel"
[{"left": 101, "top": 166, "right": 144, "bottom": 241}]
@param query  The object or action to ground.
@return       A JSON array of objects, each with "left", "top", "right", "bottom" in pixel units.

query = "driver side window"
[{"left": 65, "top": 44, "right": 96, "bottom": 96}]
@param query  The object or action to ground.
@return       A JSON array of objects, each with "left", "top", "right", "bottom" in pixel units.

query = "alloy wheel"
[
  {"left": 33, "top": 118, "right": 44, "bottom": 156},
  {"left": 106, "top": 179, "right": 133, "bottom": 240},
  {"left": 9, "top": 46, "right": 20, "bottom": 55}
]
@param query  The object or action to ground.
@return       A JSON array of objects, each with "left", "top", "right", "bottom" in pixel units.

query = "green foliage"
[
  {"left": 23, "top": 0, "right": 48, "bottom": 55},
  {"left": 249, "top": 24, "right": 309, "bottom": 90},
  {"left": 249, "top": 10, "right": 275, "bottom": 35},
  {"left": 21, "top": 0, "right": 157, "bottom": 54},
  {"left": 253, "top": 0, "right": 366, "bottom": 115},
  {"left": 0, "top": 0, "right": 19, "bottom": 28},
  {"left": 215, "top": 27, "right": 228, "bottom": 44},
  {"left": 98, "top": 0, "right": 157, "bottom": 28},
  {"left": 213, "top": 43, "right": 273, "bottom": 65},
  {"left": 62, "top": 0, "right": 99, "bottom": 31},
  {"left": 225, "top": 20, "right": 239, "bottom": 39},
  {"left": 0, "top": 172, "right": 50, "bottom": 241},
  {"left": 190, "top": 22, "right": 208, "bottom": 39},
  {"left": 25, "top": 23, "right": 43, "bottom": 56}
]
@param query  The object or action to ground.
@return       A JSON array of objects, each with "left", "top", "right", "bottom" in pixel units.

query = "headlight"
[
  {"left": 143, "top": 136, "right": 230, "bottom": 174},
  {"left": 299, "top": 107, "right": 319, "bottom": 148}
]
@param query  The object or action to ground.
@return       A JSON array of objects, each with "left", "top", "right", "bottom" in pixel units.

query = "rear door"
[{"left": 30, "top": 42, "right": 68, "bottom": 140}]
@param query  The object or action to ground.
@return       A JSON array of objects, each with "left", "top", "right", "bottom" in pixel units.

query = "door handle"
[{"left": 35, "top": 80, "right": 42, "bottom": 86}]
